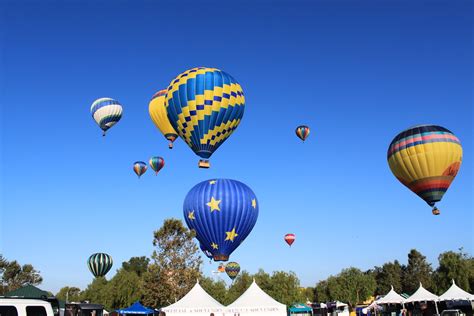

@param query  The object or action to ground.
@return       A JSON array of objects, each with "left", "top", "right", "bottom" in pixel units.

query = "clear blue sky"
[{"left": 1, "top": 0, "right": 472, "bottom": 294}]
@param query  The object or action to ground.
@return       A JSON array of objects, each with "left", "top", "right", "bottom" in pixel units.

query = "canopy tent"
[
  {"left": 376, "top": 286, "right": 406, "bottom": 305},
  {"left": 225, "top": 280, "right": 287, "bottom": 316},
  {"left": 439, "top": 280, "right": 474, "bottom": 301},
  {"left": 116, "top": 301, "right": 154, "bottom": 315},
  {"left": 160, "top": 281, "right": 225, "bottom": 316},
  {"left": 289, "top": 303, "right": 312, "bottom": 315},
  {"left": 404, "top": 283, "right": 439, "bottom": 314}
]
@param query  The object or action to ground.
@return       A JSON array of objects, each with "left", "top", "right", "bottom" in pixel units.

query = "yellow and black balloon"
[
  {"left": 149, "top": 90, "right": 178, "bottom": 149},
  {"left": 164, "top": 67, "right": 245, "bottom": 168},
  {"left": 387, "top": 125, "right": 462, "bottom": 215}
]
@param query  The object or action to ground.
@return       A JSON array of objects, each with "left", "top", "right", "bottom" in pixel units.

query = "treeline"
[{"left": 2, "top": 219, "right": 473, "bottom": 311}]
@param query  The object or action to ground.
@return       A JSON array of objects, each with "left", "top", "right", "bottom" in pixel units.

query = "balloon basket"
[
  {"left": 432, "top": 207, "right": 440, "bottom": 215},
  {"left": 213, "top": 254, "right": 228, "bottom": 261},
  {"left": 199, "top": 160, "right": 210, "bottom": 168},
  {"left": 168, "top": 143, "right": 173, "bottom": 149}
]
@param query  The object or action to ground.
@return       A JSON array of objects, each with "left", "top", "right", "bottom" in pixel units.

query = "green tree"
[
  {"left": 402, "top": 249, "right": 433, "bottom": 294},
  {"left": 81, "top": 277, "right": 109, "bottom": 309},
  {"left": 142, "top": 218, "right": 202, "bottom": 308},
  {"left": 226, "top": 270, "right": 253, "bottom": 305},
  {"left": 314, "top": 280, "right": 329, "bottom": 302},
  {"left": 266, "top": 271, "right": 305, "bottom": 306},
  {"left": 301, "top": 287, "right": 315, "bottom": 302},
  {"left": 432, "top": 249, "right": 472, "bottom": 294},
  {"left": 107, "top": 269, "right": 143, "bottom": 309},
  {"left": 0, "top": 258, "right": 43, "bottom": 293},
  {"left": 199, "top": 276, "right": 227, "bottom": 305},
  {"left": 122, "top": 257, "right": 149, "bottom": 277},
  {"left": 56, "top": 287, "right": 81, "bottom": 302},
  {"left": 373, "top": 260, "right": 403, "bottom": 295},
  {"left": 327, "top": 268, "right": 376, "bottom": 309}
]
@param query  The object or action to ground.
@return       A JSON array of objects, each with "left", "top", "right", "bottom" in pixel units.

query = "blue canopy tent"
[
  {"left": 289, "top": 303, "right": 313, "bottom": 315},
  {"left": 116, "top": 301, "right": 154, "bottom": 315}
]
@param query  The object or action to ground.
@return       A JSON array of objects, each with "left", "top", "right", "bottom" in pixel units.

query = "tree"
[
  {"left": 326, "top": 268, "right": 376, "bottom": 309},
  {"left": 122, "top": 257, "right": 149, "bottom": 277},
  {"left": 142, "top": 218, "right": 202, "bottom": 308},
  {"left": 226, "top": 270, "right": 253, "bottom": 305},
  {"left": 301, "top": 287, "right": 315, "bottom": 303},
  {"left": 107, "top": 269, "right": 143, "bottom": 309},
  {"left": 56, "top": 287, "right": 82, "bottom": 302},
  {"left": 373, "top": 260, "right": 403, "bottom": 295},
  {"left": 81, "top": 277, "right": 109, "bottom": 309},
  {"left": 0, "top": 258, "right": 43, "bottom": 293},
  {"left": 402, "top": 249, "right": 433, "bottom": 294},
  {"left": 314, "top": 280, "right": 330, "bottom": 302},
  {"left": 432, "top": 249, "right": 472, "bottom": 294},
  {"left": 199, "top": 277, "right": 227, "bottom": 305},
  {"left": 266, "top": 271, "right": 305, "bottom": 306}
]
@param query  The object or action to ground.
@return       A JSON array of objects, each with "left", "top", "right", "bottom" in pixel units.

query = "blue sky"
[{"left": 1, "top": 0, "right": 472, "bottom": 294}]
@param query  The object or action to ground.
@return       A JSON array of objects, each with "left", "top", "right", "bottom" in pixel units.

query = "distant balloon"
[
  {"left": 87, "top": 253, "right": 113, "bottom": 278},
  {"left": 387, "top": 125, "right": 463, "bottom": 215},
  {"left": 90, "top": 98, "right": 123, "bottom": 136},
  {"left": 217, "top": 264, "right": 225, "bottom": 273},
  {"left": 225, "top": 262, "right": 240, "bottom": 280},
  {"left": 284, "top": 233, "right": 296, "bottom": 247},
  {"left": 165, "top": 67, "right": 245, "bottom": 168},
  {"left": 183, "top": 179, "right": 259, "bottom": 261},
  {"left": 133, "top": 161, "right": 147, "bottom": 178},
  {"left": 149, "top": 156, "right": 165, "bottom": 175},
  {"left": 149, "top": 90, "right": 178, "bottom": 149},
  {"left": 295, "top": 125, "right": 310, "bottom": 142}
]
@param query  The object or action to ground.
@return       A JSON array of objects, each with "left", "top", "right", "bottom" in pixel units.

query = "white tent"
[
  {"left": 160, "top": 281, "right": 225, "bottom": 316},
  {"left": 404, "top": 283, "right": 439, "bottom": 314},
  {"left": 225, "top": 280, "right": 287, "bottom": 316},
  {"left": 439, "top": 280, "right": 474, "bottom": 301},
  {"left": 376, "top": 286, "right": 406, "bottom": 305}
]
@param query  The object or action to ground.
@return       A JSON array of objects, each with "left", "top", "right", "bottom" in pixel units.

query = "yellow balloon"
[{"left": 149, "top": 90, "right": 178, "bottom": 149}]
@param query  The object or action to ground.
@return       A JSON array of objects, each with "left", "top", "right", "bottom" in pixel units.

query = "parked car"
[{"left": 0, "top": 298, "right": 55, "bottom": 316}]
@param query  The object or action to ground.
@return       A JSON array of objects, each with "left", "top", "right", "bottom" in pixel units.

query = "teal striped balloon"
[{"left": 87, "top": 253, "right": 113, "bottom": 278}]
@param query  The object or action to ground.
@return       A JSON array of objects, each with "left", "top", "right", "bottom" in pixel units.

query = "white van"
[{"left": 0, "top": 299, "right": 54, "bottom": 316}]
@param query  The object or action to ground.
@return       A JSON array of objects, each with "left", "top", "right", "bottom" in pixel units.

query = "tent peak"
[
  {"left": 452, "top": 279, "right": 455, "bottom": 285},
  {"left": 391, "top": 285, "right": 394, "bottom": 290}
]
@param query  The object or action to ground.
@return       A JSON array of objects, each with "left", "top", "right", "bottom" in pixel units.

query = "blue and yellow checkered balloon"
[{"left": 165, "top": 67, "right": 245, "bottom": 167}]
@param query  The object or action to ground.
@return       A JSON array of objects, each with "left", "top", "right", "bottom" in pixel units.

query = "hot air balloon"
[
  {"left": 217, "top": 264, "right": 226, "bottom": 273},
  {"left": 87, "top": 253, "right": 113, "bottom": 278},
  {"left": 183, "top": 179, "right": 258, "bottom": 261},
  {"left": 225, "top": 262, "right": 240, "bottom": 280},
  {"left": 90, "top": 98, "right": 123, "bottom": 136},
  {"left": 284, "top": 233, "right": 296, "bottom": 247},
  {"left": 149, "top": 90, "right": 178, "bottom": 149},
  {"left": 165, "top": 67, "right": 245, "bottom": 168},
  {"left": 387, "top": 125, "right": 462, "bottom": 215},
  {"left": 133, "top": 161, "right": 147, "bottom": 178},
  {"left": 149, "top": 156, "right": 165, "bottom": 175},
  {"left": 295, "top": 125, "right": 310, "bottom": 142}
]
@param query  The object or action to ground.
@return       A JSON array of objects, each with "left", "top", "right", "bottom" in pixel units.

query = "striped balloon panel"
[
  {"left": 295, "top": 125, "right": 310, "bottom": 141},
  {"left": 183, "top": 179, "right": 258, "bottom": 261},
  {"left": 91, "top": 98, "right": 123, "bottom": 132},
  {"left": 387, "top": 125, "right": 462, "bottom": 206},
  {"left": 133, "top": 161, "right": 147, "bottom": 177},
  {"left": 165, "top": 67, "right": 245, "bottom": 159},
  {"left": 149, "top": 156, "right": 165, "bottom": 174},
  {"left": 149, "top": 90, "right": 178, "bottom": 142},
  {"left": 225, "top": 262, "right": 241, "bottom": 280},
  {"left": 87, "top": 253, "right": 113, "bottom": 278}
]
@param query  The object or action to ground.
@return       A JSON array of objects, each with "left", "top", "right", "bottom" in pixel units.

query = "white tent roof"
[
  {"left": 160, "top": 281, "right": 225, "bottom": 315},
  {"left": 439, "top": 280, "right": 474, "bottom": 301},
  {"left": 404, "top": 283, "right": 439, "bottom": 303},
  {"left": 225, "top": 280, "right": 287, "bottom": 315},
  {"left": 376, "top": 286, "right": 406, "bottom": 304}
]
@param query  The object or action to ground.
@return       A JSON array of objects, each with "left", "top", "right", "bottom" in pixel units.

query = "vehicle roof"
[{"left": 0, "top": 298, "right": 53, "bottom": 306}]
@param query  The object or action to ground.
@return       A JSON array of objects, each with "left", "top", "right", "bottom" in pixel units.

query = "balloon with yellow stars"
[{"left": 183, "top": 179, "right": 259, "bottom": 261}]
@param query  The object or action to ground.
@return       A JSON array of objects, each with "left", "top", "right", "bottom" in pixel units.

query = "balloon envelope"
[
  {"left": 387, "top": 124, "right": 462, "bottom": 213},
  {"left": 225, "top": 261, "right": 241, "bottom": 280},
  {"left": 149, "top": 156, "right": 165, "bottom": 175},
  {"left": 87, "top": 253, "right": 113, "bottom": 278},
  {"left": 183, "top": 179, "right": 258, "bottom": 261},
  {"left": 90, "top": 98, "right": 123, "bottom": 136},
  {"left": 295, "top": 125, "right": 310, "bottom": 141},
  {"left": 165, "top": 67, "right": 245, "bottom": 167},
  {"left": 149, "top": 90, "right": 178, "bottom": 148},
  {"left": 284, "top": 233, "right": 296, "bottom": 246},
  {"left": 133, "top": 161, "right": 147, "bottom": 178}
]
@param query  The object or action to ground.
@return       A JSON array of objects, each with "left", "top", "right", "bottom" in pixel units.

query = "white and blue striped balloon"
[{"left": 90, "top": 97, "right": 123, "bottom": 136}]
